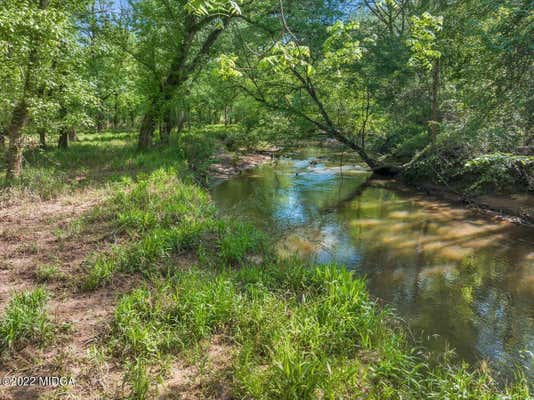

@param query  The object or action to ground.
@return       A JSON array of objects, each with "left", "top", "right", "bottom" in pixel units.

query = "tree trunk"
[
  {"left": 96, "top": 110, "right": 105, "bottom": 132},
  {"left": 138, "top": 106, "right": 156, "bottom": 150},
  {"left": 58, "top": 127, "right": 69, "bottom": 149},
  {"left": 430, "top": 58, "right": 440, "bottom": 145},
  {"left": 39, "top": 128, "right": 46, "bottom": 149},
  {"left": 136, "top": 17, "right": 227, "bottom": 150},
  {"left": 160, "top": 111, "right": 172, "bottom": 145},
  {"left": 4, "top": 0, "right": 50, "bottom": 181},
  {"left": 68, "top": 128, "right": 77, "bottom": 142},
  {"left": 177, "top": 110, "right": 186, "bottom": 133},
  {"left": 113, "top": 92, "right": 119, "bottom": 130},
  {"left": 5, "top": 101, "right": 30, "bottom": 181},
  {"left": 0, "top": 128, "right": 6, "bottom": 149}
]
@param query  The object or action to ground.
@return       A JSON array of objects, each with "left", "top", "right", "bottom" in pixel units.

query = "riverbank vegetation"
[
  {"left": 1, "top": 1, "right": 532, "bottom": 193},
  {"left": 0, "top": 131, "right": 531, "bottom": 398},
  {"left": 1, "top": 0, "right": 532, "bottom": 398}
]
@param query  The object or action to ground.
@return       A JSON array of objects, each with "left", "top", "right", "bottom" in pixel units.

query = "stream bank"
[
  {"left": 393, "top": 180, "right": 534, "bottom": 226},
  {"left": 211, "top": 150, "right": 534, "bottom": 385}
]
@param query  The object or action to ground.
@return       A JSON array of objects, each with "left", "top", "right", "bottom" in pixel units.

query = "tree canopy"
[{"left": 1, "top": 0, "right": 532, "bottom": 185}]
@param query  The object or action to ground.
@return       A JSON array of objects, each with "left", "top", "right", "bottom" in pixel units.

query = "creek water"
[{"left": 211, "top": 149, "right": 534, "bottom": 385}]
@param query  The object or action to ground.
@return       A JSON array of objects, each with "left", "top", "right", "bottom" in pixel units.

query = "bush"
[
  {"left": 464, "top": 153, "right": 534, "bottom": 193},
  {"left": 177, "top": 130, "right": 217, "bottom": 174}
]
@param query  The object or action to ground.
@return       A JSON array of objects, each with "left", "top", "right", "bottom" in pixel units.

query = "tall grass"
[
  {"left": 110, "top": 264, "right": 529, "bottom": 399},
  {"left": 0, "top": 288, "right": 53, "bottom": 352},
  {"left": 83, "top": 169, "right": 269, "bottom": 289}
]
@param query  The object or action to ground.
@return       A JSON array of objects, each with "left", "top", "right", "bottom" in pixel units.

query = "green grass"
[
  {"left": 1, "top": 130, "right": 529, "bottom": 398},
  {"left": 82, "top": 169, "right": 268, "bottom": 290},
  {"left": 34, "top": 264, "right": 66, "bottom": 283},
  {"left": 109, "top": 264, "right": 529, "bottom": 399},
  {"left": 79, "top": 166, "right": 527, "bottom": 399},
  {"left": 0, "top": 131, "right": 192, "bottom": 203},
  {"left": 0, "top": 288, "right": 53, "bottom": 352}
]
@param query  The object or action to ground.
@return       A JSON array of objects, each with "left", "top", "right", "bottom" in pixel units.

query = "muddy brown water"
[{"left": 211, "top": 151, "right": 534, "bottom": 385}]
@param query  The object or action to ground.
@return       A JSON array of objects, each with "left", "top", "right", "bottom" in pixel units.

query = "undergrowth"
[
  {"left": 80, "top": 168, "right": 529, "bottom": 399},
  {"left": 0, "top": 288, "right": 53, "bottom": 353}
]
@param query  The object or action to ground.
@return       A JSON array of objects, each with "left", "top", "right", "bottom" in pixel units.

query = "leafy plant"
[{"left": 0, "top": 288, "right": 53, "bottom": 352}]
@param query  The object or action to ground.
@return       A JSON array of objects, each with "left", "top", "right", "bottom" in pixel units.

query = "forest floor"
[
  {"left": 0, "top": 131, "right": 529, "bottom": 399},
  {"left": 0, "top": 132, "right": 274, "bottom": 399}
]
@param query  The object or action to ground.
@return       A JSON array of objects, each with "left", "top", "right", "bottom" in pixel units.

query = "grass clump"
[
  {"left": 34, "top": 264, "right": 66, "bottom": 283},
  {"left": 83, "top": 169, "right": 269, "bottom": 290},
  {"left": 0, "top": 288, "right": 53, "bottom": 352},
  {"left": 109, "top": 264, "right": 529, "bottom": 399}
]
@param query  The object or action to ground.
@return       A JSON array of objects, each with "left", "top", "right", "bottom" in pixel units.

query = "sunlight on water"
[{"left": 212, "top": 153, "right": 534, "bottom": 383}]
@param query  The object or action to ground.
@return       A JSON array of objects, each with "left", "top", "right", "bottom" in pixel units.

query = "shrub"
[
  {"left": 464, "top": 153, "right": 534, "bottom": 193},
  {"left": 177, "top": 130, "right": 217, "bottom": 174}
]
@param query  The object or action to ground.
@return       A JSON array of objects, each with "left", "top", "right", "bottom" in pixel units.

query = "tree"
[
  {"left": 0, "top": 0, "right": 91, "bottom": 179},
  {"left": 122, "top": 0, "right": 242, "bottom": 149},
  {"left": 1, "top": 0, "right": 52, "bottom": 180},
  {"left": 217, "top": 6, "right": 385, "bottom": 169}
]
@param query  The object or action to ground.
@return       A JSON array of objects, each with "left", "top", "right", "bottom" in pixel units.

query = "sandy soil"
[
  {"left": 0, "top": 165, "right": 250, "bottom": 398},
  {"left": 209, "top": 150, "right": 273, "bottom": 182},
  {"left": 0, "top": 189, "right": 130, "bottom": 399}
]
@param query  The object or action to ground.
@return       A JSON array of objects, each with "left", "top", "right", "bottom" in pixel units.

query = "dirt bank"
[
  {"left": 209, "top": 150, "right": 274, "bottom": 182},
  {"left": 407, "top": 182, "right": 534, "bottom": 226}
]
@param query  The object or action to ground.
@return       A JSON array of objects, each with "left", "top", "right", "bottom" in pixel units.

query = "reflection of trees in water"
[
  {"left": 213, "top": 162, "right": 371, "bottom": 235},
  {"left": 213, "top": 162, "right": 534, "bottom": 382},
  {"left": 341, "top": 188, "right": 533, "bottom": 381}
]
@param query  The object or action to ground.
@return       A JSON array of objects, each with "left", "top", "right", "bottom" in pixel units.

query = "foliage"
[
  {"left": 2, "top": 0, "right": 531, "bottom": 192},
  {"left": 83, "top": 167, "right": 269, "bottom": 289},
  {"left": 465, "top": 153, "right": 534, "bottom": 193},
  {"left": 0, "top": 288, "right": 53, "bottom": 352},
  {"left": 177, "top": 129, "right": 218, "bottom": 174},
  {"left": 407, "top": 12, "right": 443, "bottom": 71}
]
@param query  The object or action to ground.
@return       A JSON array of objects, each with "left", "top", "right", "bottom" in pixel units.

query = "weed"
[
  {"left": 35, "top": 264, "right": 66, "bottom": 283},
  {"left": 0, "top": 288, "right": 53, "bottom": 352}
]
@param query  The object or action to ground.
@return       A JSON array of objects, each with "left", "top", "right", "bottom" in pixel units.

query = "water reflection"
[{"left": 211, "top": 156, "right": 534, "bottom": 384}]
